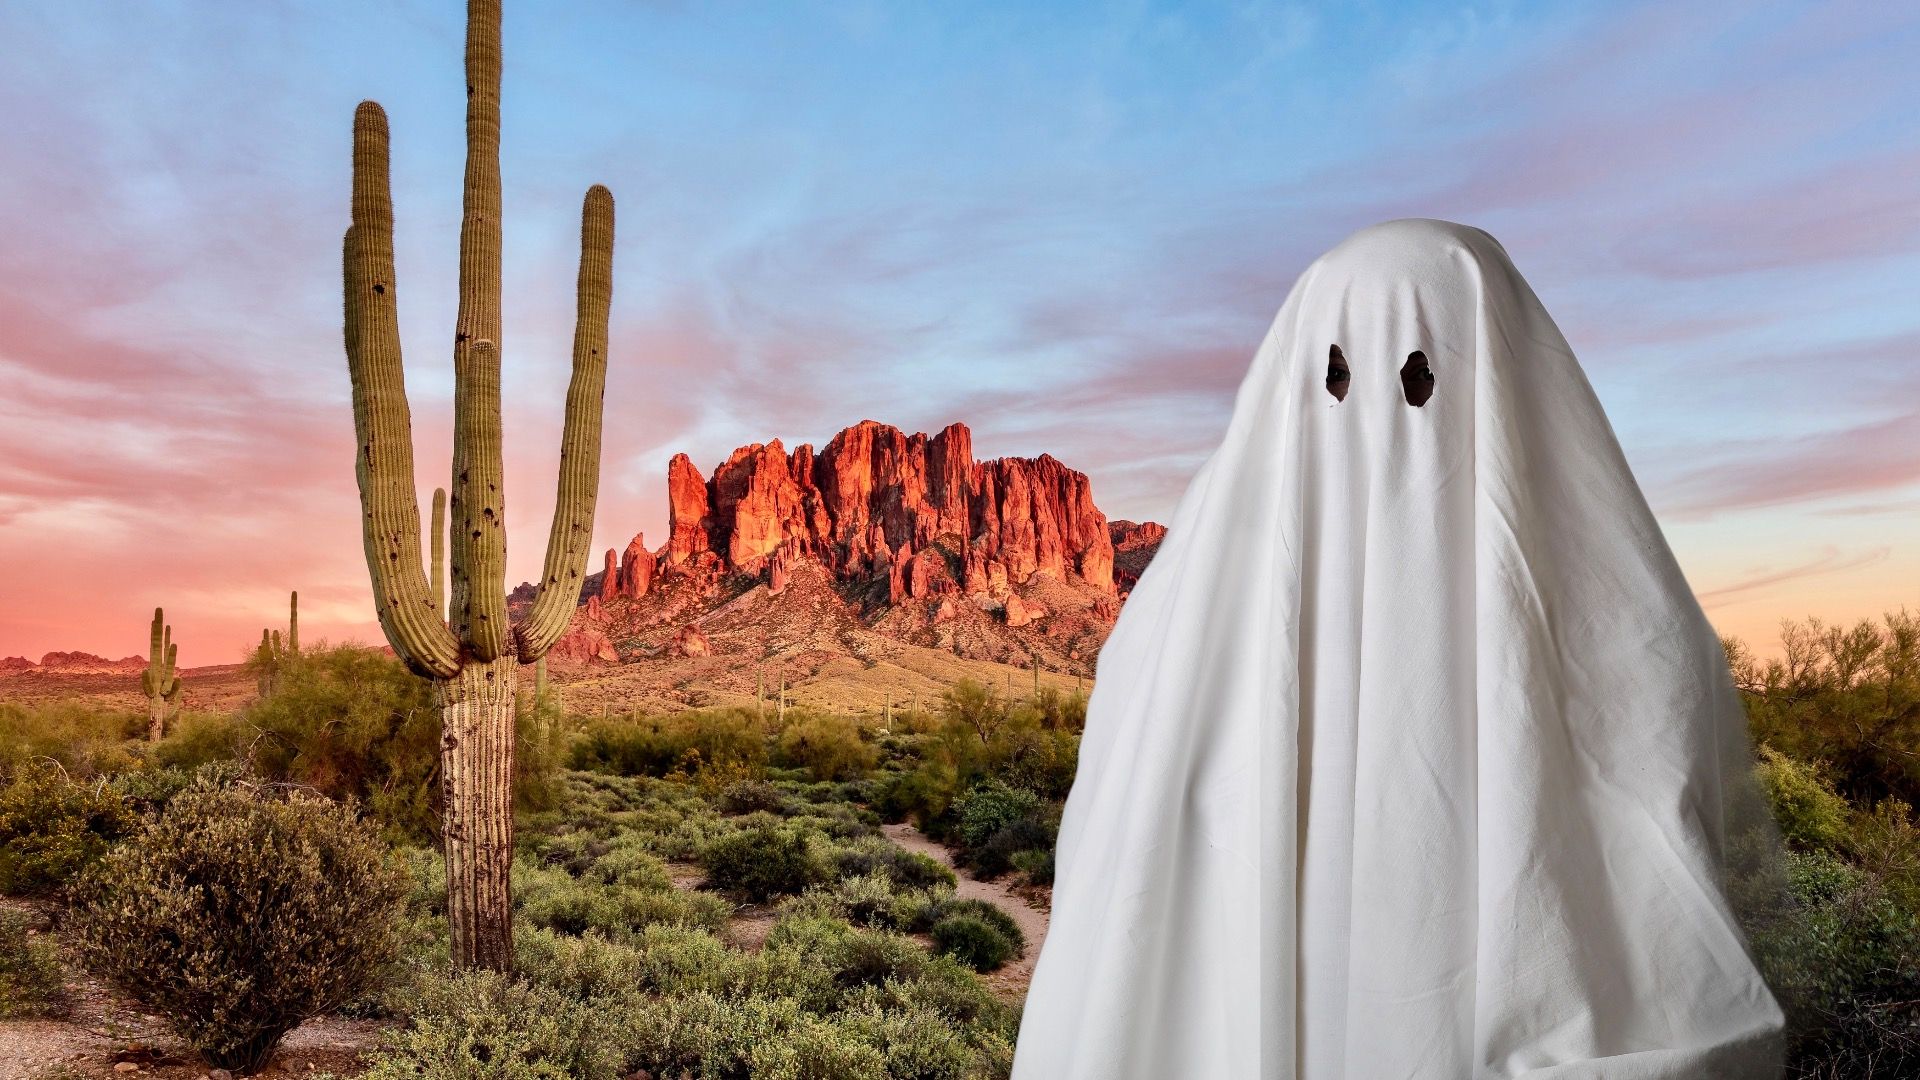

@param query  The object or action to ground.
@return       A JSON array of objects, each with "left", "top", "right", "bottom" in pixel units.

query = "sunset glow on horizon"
[{"left": 1, "top": 1, "right": 1915, "bottom": 665}]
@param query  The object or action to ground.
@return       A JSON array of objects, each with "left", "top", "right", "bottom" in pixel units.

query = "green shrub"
[
  {"left": 0, "top": 763, "right": 135, "bottom": 895},
  {"left": 1747, "top": 850, "right": 1920, "bottom": 1075},
  {"left": 953, "top": 780, "right": 1042, "bottom": 851},
  {"left": 1844, "top": 796, "right": 1920, "bottom": 913},
  {"left": 1012, "top": 845, "right": 1055, "bottom": 886},
  {"left": 514, "top": 860, "right": 729, "bottom": 937},
  {"left": 719, "top": 778, "right": 791, "bottom": 815},
  {"left": 930, "top": 898, "right": 1025, "bottom": 954},
  {"left": 775, "top": 714, "right": 878, "bottom": 782},
  {"left": 1756, "top": 744, "right": 1852, "bottom": 850},
  {"left": 930, "top": 914, "right": 1018, "bottom": 973},
  {"left": 0, "top": 701, "right": 142, "bottom": 782},
  {"left": 700, "top": 821, "right": 833, "bottom": 902},
  {"left": 0, "top": 909, "right": 65, "bottom": 1018},
  {"left": 68, "top": 783, "right": 407, "bottom": 1072},
  {"left": 108, "top": 760, "right": 243, "bottom": 815},
  {"left": 971, "top": 815, "right": 1056, "bottom": 880},
  {"left": 779, "top": 872, "right": 951, "bottom": 933},
  {"left": 569, "top": 708, "right": 767, "bottom": 780},
  {"left": 361, "top": 969, "right": 619, "bottom": 1080},
  {"left": 234, "top": 645, "right": 561, "bottom": 844},
  {"left": 151, "top": 712, "right": 250, "bottom": 772},
  {"left": 832, "top": 835, "right": 955, "bottom": 891}
]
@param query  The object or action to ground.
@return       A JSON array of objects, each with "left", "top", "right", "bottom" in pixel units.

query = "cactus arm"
[
  {"left": 431, "top": 487, "right": 447, "bottom": 621},
  {"left": 345, "top": 101, "right": 463, "bottom": 679},
  {"left": 148, "top": 607, "right": 164, "bottom": 677},
  {"left": 517, "top": 185, "right": 614, "bottom": 660},
  {"left": 448, "top": 0, "right": 510, "bottom": 661}
]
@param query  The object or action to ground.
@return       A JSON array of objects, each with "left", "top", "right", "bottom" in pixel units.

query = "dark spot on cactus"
[{"left": 373, "top": 283, "right": 386, "bottom": 295}]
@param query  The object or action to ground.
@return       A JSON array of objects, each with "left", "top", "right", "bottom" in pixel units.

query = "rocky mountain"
[
  {"left": 534, "top": 419, "right": 1164, "bottom": 687},
  {"left": 0, "top": 651, "right": 146, "bottom": 677}
]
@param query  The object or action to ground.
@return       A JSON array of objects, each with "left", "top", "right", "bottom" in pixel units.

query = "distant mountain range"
[{"left": 512, "top": 419, "right": 1166, "bottom": 691}]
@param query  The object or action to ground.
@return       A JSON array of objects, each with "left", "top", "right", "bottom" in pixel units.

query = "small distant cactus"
[
  {"left": 254, "top": 591, "right": 301, "bottom": 698},
  {"left": 141, "top": 607, "right": 182, "bottom": 741}
]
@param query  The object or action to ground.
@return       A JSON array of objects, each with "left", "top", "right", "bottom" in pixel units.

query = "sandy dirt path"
[{"left": 880, "top": 823, "right": 1051, "bottom": 997}]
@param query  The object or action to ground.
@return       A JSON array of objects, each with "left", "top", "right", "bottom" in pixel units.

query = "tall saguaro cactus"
[
  {"left": 343, "top": 0, "right": 613, "bottom": 971},
  {"left": 142, "top": 608, "right": 182, "bottom": 741}
]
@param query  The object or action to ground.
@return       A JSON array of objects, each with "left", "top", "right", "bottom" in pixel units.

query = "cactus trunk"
[
  {"left": 342, "top": 0, "right": 614, "bottom": 972},
  {"left": 288, "top": 591, "right": 299, "bottom": 654},
  {"left": 439, "top": 654, "right": 518, "bottom": 970}
]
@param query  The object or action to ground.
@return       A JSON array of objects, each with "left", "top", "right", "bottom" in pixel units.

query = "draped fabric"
[{"left": 1010, "top": 219, "right": 1785, "bottom": 1080}]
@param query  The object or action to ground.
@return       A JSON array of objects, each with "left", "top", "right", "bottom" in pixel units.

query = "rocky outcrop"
[
  {"left": 642, "top": 420, "right": 1134, "bottom": 609},
  {"left": 550, "top": 626, "right": 619, "bottom": 664},
  {"left": 600, "top": 533, "right": 657, "bottom": 601},
  {"left": 673, "top": 624, "right": 711, "bottom": 658},
  {"left": 1109, "top": 519, "right": 1168, "bottom": 594}
]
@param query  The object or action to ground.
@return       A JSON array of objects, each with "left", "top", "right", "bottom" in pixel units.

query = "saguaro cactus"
[
  {"left": 342, "top": 0, "right": 613, "bottom": 971},
  {"left": 430, "top": 487, "right": 447, "bottom": 620},
  {"left": 142, "top": 608, "right": 182, "bottom": 741},
  {"left": 288, "top": 590, "right": 300, "bottom": 654}
]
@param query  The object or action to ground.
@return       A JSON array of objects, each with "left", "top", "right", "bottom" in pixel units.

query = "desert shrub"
[
  {"left": 930, "top": 915, "right": 1019, "bottom": 973},
  {"left": 952, "top": 780, "right": 1041, "bottom": 850},
  {"left": 0, "top": 908, "right": 65, "bottom": 1018},
  {"left": 0, "top": 701, "right": 142, "bottom": 782},
  {"left": 0, "top": 763, "right": 135, "bottom": 896},
  {"left": 1756, "top": 745, "right": 1852, "bottom": 851},
  {"left": 514, "top": 860, "right": 729, "bottom": 936},
  {"left": 831, "top": 835, "right": 955, "bottom": 891},
  {"left": 775, "top": 713, "right": 878, "bottom": 782},
  {"left": 360, "top": 969, "right": 619, "bottom": 1080},
  {"left": 235, "top": 645, "right": 561, "bottom": 843},
  {"left": 941, "top": 679, "right": 1011, "bottom": 746},
  {"left": 108, "top": 760, "right": 243, "bottom": 815},
  {"left": 719, "top": 777, "right": 790, "bottom": 815},
  {"left": 1747, "top": 850, "right": 1920, "bottom": 1075},
  {"left": 779, "top": 871, "right": 951, "bottom": 933},
  {"left": 1029, "top": 685, "right": 1089, "bottom": 733},
  {"left": 519, "top": 923, "right": 736, "bottom": 1001},
  {"left": 840, "top": 999, "right": 983, "bottom": 1080},
  {"left": 700, "top": 820, "right": 833, "bottom": 902},
  {"left": 984, "top": 709, "right": 1083, "bottom": 801},
  {"left": 152, "top": 711, "right": 251, "bottom": 772},
  {"left": 1844, "top": 796, "right": 1920, "bottom": 914},
  {"left": 619, "top": 991, "right": 886, "bottom": 1080},
  {"left": 930, "top": 898, "right": 1024, "bottom": 954},
  {"left": 970, "top": 814, "right": 1057, "bottom": 880},
  {"left": 1012, "top": 845, "right": 1055, "bottom": 886},
  {"left": 569, "top": 708, "right": 767, "bottom": 781},
  {"left": 1731, "top": 614, "right": 1920, "bottom": 808},
  {"left": 68, "top": 783, "right": 407, "bottom": 1072}
]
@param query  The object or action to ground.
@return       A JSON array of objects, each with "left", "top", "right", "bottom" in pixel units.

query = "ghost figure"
[{"left": 1010, "top": 220, "right": 1785, "bottom": 1079}]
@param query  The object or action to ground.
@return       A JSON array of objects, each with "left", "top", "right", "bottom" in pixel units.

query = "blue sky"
[{"left": 0, "top": 0, "right": 1915, "bottom": 660}]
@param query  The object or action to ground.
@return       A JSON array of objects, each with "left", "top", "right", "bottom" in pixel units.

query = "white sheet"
[{"left": 1010, "top": 219, "right": 1785, "bottom": 1079}]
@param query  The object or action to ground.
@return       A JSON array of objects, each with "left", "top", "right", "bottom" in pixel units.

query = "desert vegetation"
[
  {"left": 0, "top": 648, "right": 1059, "bottom": 1077},
  {"left": 1, "top": 615, "right": 1915, "bottom": 1076}
]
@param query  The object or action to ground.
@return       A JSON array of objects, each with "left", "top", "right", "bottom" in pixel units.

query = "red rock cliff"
[{"left": 636, "top": 420, "right": 1133, "bottom": 605}]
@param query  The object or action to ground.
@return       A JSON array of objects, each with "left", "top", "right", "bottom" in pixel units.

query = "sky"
[{"left": 0, "top": 0, "right": 1915, "bottom": 665}]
